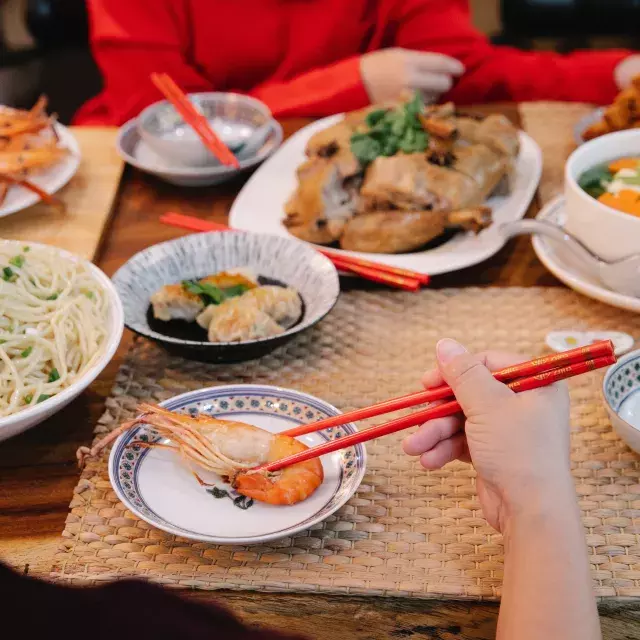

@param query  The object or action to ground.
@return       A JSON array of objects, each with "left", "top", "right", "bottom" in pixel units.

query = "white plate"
[
  {"left": 116, "top": 118, "right": 283, "bottom": 187},
  {"left": 533, "top": 196, "right": 640, "bottom": 313},
  {"left": 0, "top": 123, "right": 81, "bottom": 218},
  {"left": 109, "top": 384, "right": 366, "bottom": 545},
  {"left": 229, "top": 114, "right": 542, "bottom": 276}
]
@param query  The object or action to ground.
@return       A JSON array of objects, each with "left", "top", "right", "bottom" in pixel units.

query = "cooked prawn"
[{"left": 77, "top": 403, "right": 324, "bottom": 506}]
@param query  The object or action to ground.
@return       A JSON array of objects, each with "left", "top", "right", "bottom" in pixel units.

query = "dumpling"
[
  {"left": 150, "top": 284, "right": 204, "bottom": 322},
  {"left": 205, "top": 296, "right": 284, "bottom": 342},
  {"left": 243, "top": 286, "right": 302, "bottom": 329}
]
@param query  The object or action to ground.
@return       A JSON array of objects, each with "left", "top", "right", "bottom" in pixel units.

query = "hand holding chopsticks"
[{"left": 251, "top": 340, "right": 616, "bottom": 473}]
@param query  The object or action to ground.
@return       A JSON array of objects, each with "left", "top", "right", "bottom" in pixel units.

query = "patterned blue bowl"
[
  {"left": 603, "top": 349, "right": 640, "bottom": 454},
  {"left": 112, "top": 231, "right": 340, "bottom": 363}
]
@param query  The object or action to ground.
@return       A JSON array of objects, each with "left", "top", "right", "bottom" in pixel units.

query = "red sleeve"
[
  {"left": 250, "top": 57, "right": 370, "bottom": 118},
  {"left": 391, "top": 0, "right": 631, "bottom": 105},
  {"left": 74, "top": 0, "right": 211, "bottom": 125}
]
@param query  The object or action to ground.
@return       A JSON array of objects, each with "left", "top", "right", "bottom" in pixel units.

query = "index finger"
[
  {"left": 409, "top": 52, "right": 465, "bottom": 76},
  {"left": 421, "top": 350, "right": 528, "bottom": 389}
]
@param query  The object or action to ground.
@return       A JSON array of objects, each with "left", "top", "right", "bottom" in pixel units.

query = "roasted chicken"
[{"left": 284, "top": 98, "right": 521, "bottom": 254}]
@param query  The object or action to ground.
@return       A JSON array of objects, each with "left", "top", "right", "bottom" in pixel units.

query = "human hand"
[
  {"left": 402, "top": 339, "right": 573, "bottom": 532},
  {"left": 615, "top": 54, "right": 640, "bottom": 90},
  {"left": 360, "top": 48, "right": 464, "bottom": 104}
]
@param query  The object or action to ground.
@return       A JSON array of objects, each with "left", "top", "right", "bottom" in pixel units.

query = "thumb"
[{"left": 436, "top": 339, "right": 513, "bottom": 416}]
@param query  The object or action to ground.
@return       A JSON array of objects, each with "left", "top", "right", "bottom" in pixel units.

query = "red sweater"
[{"left": 75, "top": 0, "right": 631, "bottom": 125}]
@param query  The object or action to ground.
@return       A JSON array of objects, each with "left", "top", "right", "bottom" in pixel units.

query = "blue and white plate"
[
  {"left": 603, "top": 350, "right": 640, "bottom": 455},
  {"left": 112, "top": 231, "right": 340, "bottom": 363},
  {"left": 108, "top": 385, "right": 366, "bottom": 544}
]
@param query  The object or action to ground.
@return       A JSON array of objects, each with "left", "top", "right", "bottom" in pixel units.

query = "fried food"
[
  {"left": 284, "top": 94, "right": 521, "bottom": 253},
  {"left": 0, "top": 96, "right": 69, "bottom": 210},
  {"left": 583, "top": 77, "right": 640, "bottom": 141}
]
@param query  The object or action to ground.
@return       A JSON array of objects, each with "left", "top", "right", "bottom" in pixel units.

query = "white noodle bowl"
[{"left": 0, "top": 241, "right": 123, "bottom": 440}]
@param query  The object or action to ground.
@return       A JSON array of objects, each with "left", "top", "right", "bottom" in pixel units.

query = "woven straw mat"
[{"left": 54, "top": 288, "right": 640, "bottom": 600}]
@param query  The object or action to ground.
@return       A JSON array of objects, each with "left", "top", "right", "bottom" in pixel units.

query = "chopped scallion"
[
  {"left": 48, "top": 368, "right": 60, "bottom": 383},
  {"left": 21, "top": 346, "right": 33, "bottom": 358},
  {"left": 9, "top": 255, "right": 25, "bottom": 268}
]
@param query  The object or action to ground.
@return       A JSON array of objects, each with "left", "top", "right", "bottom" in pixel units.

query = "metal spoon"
[{"left": 501, "top": 219, "right": 640, "bottom": 298}]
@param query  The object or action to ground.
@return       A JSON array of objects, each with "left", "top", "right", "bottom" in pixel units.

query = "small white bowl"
[
  {"left": 137, "top": 92, "right": 272, "bottom": 167},
  {"left": 603, "top": 349, "right": 640, "bottom": 454},
  {"left": 0, "top": 241, "right": 124, "bottom": 442},
  {"left": 565, "top": 129, "right": 640, "bottom": 262}
]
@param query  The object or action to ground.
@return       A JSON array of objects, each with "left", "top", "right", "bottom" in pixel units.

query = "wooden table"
[{"left": 1, "top": 106, "right": 638, "bottom": 639}]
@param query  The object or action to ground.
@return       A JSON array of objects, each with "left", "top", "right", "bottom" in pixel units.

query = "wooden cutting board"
[{"left": 0, "top": 127, "right": 124, "bottom": 261}]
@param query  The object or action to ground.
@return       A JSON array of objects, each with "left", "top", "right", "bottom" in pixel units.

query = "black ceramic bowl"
[{"left": 112, "top": 231, "right": 340, "bottom": 363}]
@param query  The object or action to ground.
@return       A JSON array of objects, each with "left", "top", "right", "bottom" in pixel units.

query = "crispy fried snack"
[
  {"left": 0, "top": 95, "right": 69, "bottom": 209},
  {"left": 583, "top": 77, "right": 640, "bottom": 141}
]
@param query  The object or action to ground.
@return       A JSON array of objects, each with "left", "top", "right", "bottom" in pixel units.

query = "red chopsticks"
[
  {"left": 159, "top": 211, "right": 429, "bottom": 291},
  {"left": 281, "top": 340, "right": 614, "bottom": 437},
  {"left": 150, "top": 73, "right": 239, "bottom": 168},
  {"left": 252, "top": 342, "right": 616, "bottom": 473}
]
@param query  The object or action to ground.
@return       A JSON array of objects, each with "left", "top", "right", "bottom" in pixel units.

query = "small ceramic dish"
[
  {"left": 116, "top": 118, "right": 283, "bottom": 187},
  {"left": 112, "top": 231, "right": 340, "bottom": 363},
  {"left": 108, "top": 384, "right": 367, "bottom": 544},
  {"left": 603, "top": 349, "right": 640, "bottom": 454},
  {"left": 138, "top": 92, "right": 273, "bottom": 167},
  {"left": 564, "top": 129, "right": 640, "bottom": 263},
  {"left": 546, "top": 331, "right": 635, "bottom": 356}
]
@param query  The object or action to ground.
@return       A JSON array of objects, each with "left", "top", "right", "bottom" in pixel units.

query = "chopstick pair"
[
  {"left": 253, "top": 340, "right": 616, "bottom": 473},
  {"left": 159, "top": 211, "right": 430, "bottom": 291},
  {"left": 150, "top": 73, "right": 239, "bottom": 168}
]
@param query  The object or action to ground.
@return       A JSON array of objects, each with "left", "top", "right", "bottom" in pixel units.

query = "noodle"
[{"left": 0, "top": 243, "right": 108, "bottom": 417}]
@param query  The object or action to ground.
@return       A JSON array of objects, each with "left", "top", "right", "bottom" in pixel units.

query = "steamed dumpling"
[
  {"left": 204, "top": 295, "right": 284, "bottom": 342},
  {"left": 242, "top": 286, "right": 302, "bottom": 329}
]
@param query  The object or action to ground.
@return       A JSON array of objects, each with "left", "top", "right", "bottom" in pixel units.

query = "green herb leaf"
[
  {"left": 23, "top": 246, "right": 30, "bottom": 253},
  {"left": 37, "top": 394, "right": 51, "bottom": 404},
  {"left": 183, "top": 280, "right": 249, "bottom": 306},
  {"left": 365, "top": 109, "right": 388, "bottom": 128},
  {"left": 578, "top": 165, "right": 613, "bottom": 199},
  {"left": 24, "top": 394, "right": 33, "bottom": 404},
  {"left": 83, "top": 291, "right": 95, "bottom": 300},
  {"left": 9, "top": 255, "right": 25, "bottom": 268},
  {"left": 350, "top": 134, "right": 382, "bottom": 166},
  {"left": 222, "top": 284, "right": 250, "bottom": 299},
  {"left": 48, "top": 368, "right": 60, "bottom": 383},
  {"left": 2, "top": 266, "right": 16, "bottom": 282},
  {"left": 350, "top": 91, "right": 428, "bottom": 166},
  {"left": 47, "top": 293, "right": 59, "bottom": 301},
  {"left": 183, "top": 280, "right": 225, "bottom": 305},
  {"left": 21, "top": 346, "right": 33, "bottom": 358}
]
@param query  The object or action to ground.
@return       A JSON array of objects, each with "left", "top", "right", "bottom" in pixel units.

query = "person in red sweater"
[{"left": 75, "top": 0, "right": 640, "bottom": 126}]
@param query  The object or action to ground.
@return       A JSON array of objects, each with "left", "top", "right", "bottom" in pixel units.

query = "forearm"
[{"left": 498, "top": 479, "right": 601, "bottom": 640}]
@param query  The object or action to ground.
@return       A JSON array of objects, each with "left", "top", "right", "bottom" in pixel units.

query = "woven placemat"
[
  {"left": 519, "top": 101, "right": 594, "bottom": 204},
  {"left": 52, "top": 288, "right": 640, "bottom": 600}
]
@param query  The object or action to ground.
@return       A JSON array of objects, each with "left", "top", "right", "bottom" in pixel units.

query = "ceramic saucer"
[
  {"left": 532, "top": 196, "right": 640, "bottom": 313},
  {"left": 116, "top": 118, "right": 283, "bottom": 187},
  {"left": 109, "top": 384, "right": 366, "bottom": 545}
]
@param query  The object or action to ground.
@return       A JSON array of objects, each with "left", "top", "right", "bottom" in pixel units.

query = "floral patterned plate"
[{"left": 108, "top": 384, "right": 366, "bottom": 545}]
